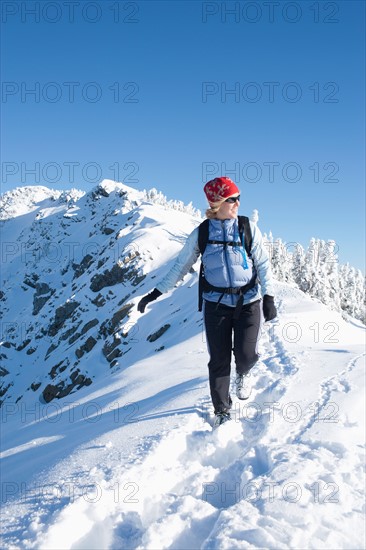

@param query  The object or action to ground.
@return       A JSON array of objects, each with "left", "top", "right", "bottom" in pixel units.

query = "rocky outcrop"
[
  {"left": 49, "top": 359, "right": 69, "bottom": 379},
  {"left": 42, "top": 370, "right": 92, "bottom": 403},
  {"left": 91, "top": 293, "right": 107, "bottom": 308},
  {"left": 72, "top": 254, "right": 94, "bottom": 279},
  {"left": 75, "top": 336, "right": 97, "bottom": 359},
  {"left": 47, "top": 301, "right": 80, "bottom": 337},
  {"left": 33, "top": 282, "right": 55, "bottom": 315},
  {"left": 99, "top": 303, "right": 134, "bottom": 337},
  {"left": 147, "top": 324, "right": 171, "bottom": 342},
  {"left": 0, "top": 180, "right": 200, "bottom": 407},
  {"left": 102, "top": 336, "right": 123, "bottom": 363},
  {"left": 68, "top": 318, "right": 99, "bottom": 345},
  {"left": 90, "top": 262, "right": 144, "bottom": 292}
]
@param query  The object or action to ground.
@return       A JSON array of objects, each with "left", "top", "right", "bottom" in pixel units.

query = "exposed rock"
[
  {"left": 105, "top": 346, "right": 122, "bottom": 363},
  {"left": 30, "top": 382, "right": 41, "bottom": 391},
  {"left": 64, "top": 319, "right": 91, "bottom": 346},
  {"left": 49, "top": 359, "right": 69, "bottom": 379},
  {"left": 147, "top": 324, "right": 171, "bottom": 342},
  {"left": 48, "top": 301, "right": 80, "bottom": 336},
  {"left": 45, "top": 343, "right": 57, "bottom": 358},
  {"left": 23, "top": 273, "right": 39, "bottom": 289},
  {"left": 0, "top": 367, "right": 9, "bottom": 376},
  {"left": 26, "top": 347, "right": 37, "bottom": 355},
  {"left": 33, "top": 282, "right": 54, "bottom": 315},
  {"left": 16, "top": 338, "right": 31, "bottom": 351},
  {"left": 72, "top": 254, "right": 94, "bottom": 279},
  {"left": 102, "top": 227, "right": 114, "bottom": 235},
  {"left": 95, "top": 185, "right": 109, "bottom": 198},
  {"left": 68, "top": 331, "right": 81, "bottom": 345},
  {"left": 42, "top": 372, "right": 92, "bottom": 403},
  {"left": 0, "top": 381, "right": 13, "bottom": 399},
  {"left": 117, "top": 293, "right": 131, "bottom": 307},
  {"left": 90, "top": 263, "right": 143, "bottom": 292},
  {"left": 43, "top": 383, "right": 63, "bottom": 402},
  {"left": 36, "top": 282, "right": 51, "bottom": 295},
  {"left": 60, "top": 323, "right": 82, "bottom": 342},
  {"left": 131, "top": 273, "right": 146, "bottom": 287},
  {"left": 81, "top": 318, "right": 99, "bottom": 335},
  {"left": 99, "top": 303, "right": 133, "bottom": 337},
  {"left": 66, "top": 318, "right": 98, "bottom": 348},
  {"left": 91, "top": 293, "right": 106, "bottom": 308},
  {"left": 97, "top": 258, "right": 108, "bottom": 269},
  {"left": 75, "top": 336, "right": 97, "bottom": 359},
  {"left": 102, "top": 336, "right": 122, "bottom": 362}
]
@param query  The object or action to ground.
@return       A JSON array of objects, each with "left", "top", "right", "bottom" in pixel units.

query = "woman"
[{"left": 137, "top": 177, "right": 277, "bottom": 427}]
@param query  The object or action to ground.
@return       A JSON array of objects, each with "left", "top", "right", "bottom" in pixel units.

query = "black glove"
[
  {"left": 137, "top": 288, "right": 162, "bottom": 313},
  {"left": 263, "top": 295, "right": 277, "bottom": 322}
]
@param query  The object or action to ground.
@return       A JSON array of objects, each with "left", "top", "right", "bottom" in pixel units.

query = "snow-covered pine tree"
[
  {"left": 271, "top": 238, "right": 292, "bottom": 283},
  {"left": 258, "top": 219, "right": 364, "bottom": 323},
  {"left": 323, "top": 240, "right": 341, "bottom": 311},
  {"left": 142, "top": 189, "right": 201, "bottom": 217},
  {"left": 353, "top": 269, "right": 366, "bottom": 324},
  {"left": 292, "top": 243, "right": 305, "bottom": 289},
  {"left": 251, "top": 209, "right": 259, "bottom": 225},
  {"left": 340, "top": 264, "right": 358, "bottom": 318},
  {"left": 263, "top": 231, "right": 274, "bottom": 265}
]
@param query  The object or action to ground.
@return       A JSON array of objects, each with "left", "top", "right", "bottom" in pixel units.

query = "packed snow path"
[{"left": 1, "top": 283, "right": 365, "bottom": 550}]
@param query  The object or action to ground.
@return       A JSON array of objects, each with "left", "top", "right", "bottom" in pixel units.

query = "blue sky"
[{"left": 1, "top": 0, "right": 365, "bottom": 271}]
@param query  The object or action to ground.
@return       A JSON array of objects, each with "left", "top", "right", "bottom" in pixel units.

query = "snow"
[{"left": 0, "top": 182, "right": 365, "bottom": 550}]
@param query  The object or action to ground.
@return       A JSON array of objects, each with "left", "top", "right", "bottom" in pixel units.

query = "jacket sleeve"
[
  {"left": 250, "top": 222, "right": 275, "bottom": 297},
  {"left": 156, "top": 227, "right": 200, "bottom": 294}
]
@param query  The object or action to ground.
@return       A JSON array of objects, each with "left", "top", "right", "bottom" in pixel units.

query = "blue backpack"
[{"left": 197, "top": 216, "right": 255, "bottom": 314}]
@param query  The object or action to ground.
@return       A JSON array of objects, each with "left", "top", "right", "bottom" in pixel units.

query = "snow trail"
[
  {"left": 1, "top": 183, "right": 364, "bottom": 550},
  {"left": 7, "top": 285, "right": 360, "bottom": 550}
]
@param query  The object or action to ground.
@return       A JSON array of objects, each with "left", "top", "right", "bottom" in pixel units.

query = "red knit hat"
[{"left": 204, "top": 177, "right": 240, "bottom": 205}]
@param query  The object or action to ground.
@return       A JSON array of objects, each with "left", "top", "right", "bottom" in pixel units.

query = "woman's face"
[{"left": 216, "top": 195, "right": 240, "bottom": 220}]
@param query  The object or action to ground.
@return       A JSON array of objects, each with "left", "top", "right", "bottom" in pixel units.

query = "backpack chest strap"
[{"left": 207, "top": 240, "right": 242, "bottom": 247}]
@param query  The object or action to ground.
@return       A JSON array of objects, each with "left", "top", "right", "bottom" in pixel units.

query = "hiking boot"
[
  {"left": 235, "top": 373, "right": 251, "bottom": 400},
  {"left": 213, "top": 411, "right": 232, "bottom": 427}
]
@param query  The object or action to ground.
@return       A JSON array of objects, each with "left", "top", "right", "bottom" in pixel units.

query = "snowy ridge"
[
  {"left": 0, "top": 186, "right": 61, "bottom": 221},
  {"left": 0, "top": 180, "right": 202, "bottom": 408},
  {"left": 0, "top": 182, "right": 365, "bottom": 549}
]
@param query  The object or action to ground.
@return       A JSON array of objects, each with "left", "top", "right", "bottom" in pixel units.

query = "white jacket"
[{"left": 156, "top": 218, "right": 275, "bottom": 307}]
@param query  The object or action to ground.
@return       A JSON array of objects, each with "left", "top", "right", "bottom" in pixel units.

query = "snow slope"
[
  {"left": 0, "top": 180, "right": 201, "bottom": 407},
  {"left": 0, "top": 182, "right": 365, "bottom": 549}
]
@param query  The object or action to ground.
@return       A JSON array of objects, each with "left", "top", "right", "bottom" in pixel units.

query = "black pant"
[{"left": 204, "top": 299, "right": 261, "bottom": 414}]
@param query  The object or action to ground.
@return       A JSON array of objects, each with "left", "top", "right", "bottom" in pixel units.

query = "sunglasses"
[{"left": 225, "top": 195, "right": 240, "bottom": 203}]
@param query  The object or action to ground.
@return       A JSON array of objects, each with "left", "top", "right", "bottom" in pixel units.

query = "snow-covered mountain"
[
  {"left": 0, "top": 181, "right": 365, "bottom": 549},
  {"left": 0, "top": 180, "right": 201, "bottom": 407}
]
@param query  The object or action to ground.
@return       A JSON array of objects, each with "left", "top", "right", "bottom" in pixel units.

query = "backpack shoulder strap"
[
  {"left": 199, "top": 217, "right": 252, "bottom": 255},
  {"left": 198, "top": 219, "right": 210, "bottom": 312},
  {"left": 198, "top": 218, "right": 210, "bottom": 256},
  {"left": 238, "top": 216, "right": 253, "bottom": 256}
]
